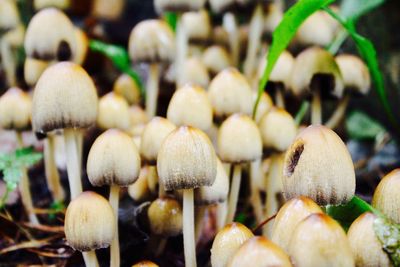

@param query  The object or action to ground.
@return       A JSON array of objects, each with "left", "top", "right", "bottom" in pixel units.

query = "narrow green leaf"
[
  {"left": 294, "top": 101, "right": 310, "bottom": 125},
  {"left": 253, "top": 0, "right": 335, "bottom": 119},
  {"left": 373, "top": 217, "right": 400, "bottom": 266},
  {"left": 340, "top": 0, "right": 385, "bottom": 21},
  {"left": 15, "top": 147, "right": 43, "bottom": 167},
  {"left": 346, "top": 110, "right": 386, "bottom": 140},
  {"left": 164, "top": 12, "right": 178, "bottom": 32}
]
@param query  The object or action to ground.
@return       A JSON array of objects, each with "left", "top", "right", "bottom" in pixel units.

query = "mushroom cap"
[
  {"left": 253, "top": 92, "right": 273, "bottom": 123},
  {"left": 335, "top": 54, "right": 371, "bottom": 95},
  {"left": 290, "top": 46, "right": 344, "bottom": 98},
  {"left": 271, "top": 196, "right": 322, "bottom": 252},
  {"left": 64, "top": 191, "right": 116, "bottom": 251},
  {"left": 87, "top": 129, "right": 141, "bottom": 187},
  {"left": 154, "top": 0, "right": 206, "bottom": 13},
  {"left": 208, "top": 68, "right": 253, "bottom": 117},
  {"left": 347, "top": 212, "right": 392, "bottom": 267},
  {"left": 202, "top": 46, "right": 232, "bottom": 75},
  {"left": 259, "top": 107, "right": 297, "bottom": 152},
  {"left": 140, "top": 117, "right": 176, "bottom": 164},
  {"left": 24, "top": 8, "right": 76, "bottom": 61},
  {"left": 182, "top": 9, "right": 211, "bottom": 42},
  {"left": 128, "top": 166, "right": 152, "bottom": 202},
  {"left": 180, "top": 57, "right": 210, "bottom": 88},
  {"left": 288, "top": 213, "right": 354, "bottom": 267},
  {"left": 97, "top": 92, "right": 131, "bottom": 131},
  {"left": 33, "top": 0, "right": 70, "bottom": 10},
  {"left": 130, "top": 105, "right": 149, "bottom": 127},
  {"left": 32, "top": 62, "right": 98, "bottom": 133},
  {"left": 211, "top": 223, "right": 254, "bottom": 267},
  {"left": 113, "top": 74, "right": 141, "bottom": 105},
  {"left": 91, "top": 0, "right": 125, "bottom": 20},
  {"left": 228, "top": 236, "right": 292, "bottom": 267},
  {"left": 212, "top": 26, "right": 229, "bottom": 48},
  {"left": 218, "top": 114, "right": 262, "bottom": 163},
  {"left": 128, "top": 19, "right": 175, "bottom": 63},
  {"left": 24, "top": 57, "right": 50, "bottom": 86},
  {"left": 157, "top": 126, "right": 217, "bottom": 190},
  {"left": 0, "top": 87, "right": 32, "bottom": 131},
  {"left": 132, "top": 261, "right": 159, "bottom": 267},
  {"left": 73, "top": 27, "right": 88, "bottom": 65},
  {"left": 209, "top": 0, "right": 254, "bottom": 14},
  {"left": 147, "top": 197, "right": 183, "bottom": 237},
  {"left": 263, "top": 3, "right": 283, "bottom": 34},
  {"left": 282, "top": 125, "right": 355, "bottom": 205},
  {"left": 0, "top": 0, "right": 20, "bottom": 30},
  {"left": 167, "top": 84, "right": 212, "bottom": 131},
  {"left": 258, "top": 50, "right": 294, "bottom": 89},
  {"left": 372, "top": 169, "right": 400, "bottom": 224}
]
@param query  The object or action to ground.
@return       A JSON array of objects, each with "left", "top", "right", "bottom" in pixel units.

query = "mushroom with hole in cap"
[
  {"left": 113, "top": 73, "right": 141, "bottom": 106},
  {"left": 97, "top": 92, "right": 131, "bottom": 131}
]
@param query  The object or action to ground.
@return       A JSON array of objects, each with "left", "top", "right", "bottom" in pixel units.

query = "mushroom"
[
  {"left": 372, "top": 169, "right": 400, "bottom": 223},
  {"left": 157, "top": 126, "right": 217, "bottom": 267},
  {"left": 128, "top": 19, "right": 175, "bottom": 118},
  {"left": 33, "top": 0, "right": 71, "bottom": 11},
  {"left": 32, "top": 62, "right": 98, "bottom": 200},
  {"left": 132, "top": 261, "right": 159, "bottom": 267},
  {"left": 282, "top": 125, "right": 355, "bottom": 205},
  {"left": 347, "top": 212, "right": 392, "bottom": 267},
  {"left": 97, "top": 92, "right": 131, "bottom": 131},
  {"left": 113, "top": 74, "right": 141, "bottom": 106},
  {"left": 73, "top": 27, "right": 89, "bottom": 66},
  {"left": 228, "top": 236, "right": 292, "bottom": 267},
  {"left": 202, "top": 46, "right": 232, "bottom": 77},
  {"left": 91, "top": 0, "right": 125, "bottom": 21},
  {"left": 253, "top": 91, "right": 273, "bottom": 123},
  {"left": 210, "top": 222, "right": 254, "bottom": 267},
  {"left": 86, "top": 129, "right": 140, "bottom": 267},
  {"left": 65, "top": 191, "right": 115, "bottom": 267},
  {"left": 325, "top": 54, "right": 370, "bottom": 129},
  {"left": 24, "top": 58, "right": 49, "bottom": 87},
  {"left": 271, "top": 196, "right": 322, "bottom": 252},
  {"left": 218, "top": 114, "right": 262, "bottom": 223},
  {"left": 128, "top": 166, "right": 157, "bottom": 202},
  {"left": 288, "top": 213, "right": 354, "bottom": 267},
  {"left": 0, "top": 87, "right": 39, "bottom": 224},
  {"left": 180, "top": 57, "right": 210, "bottom": 88},
  {"left": 182, "top": 9, "right": 211, "bottom": 57}
]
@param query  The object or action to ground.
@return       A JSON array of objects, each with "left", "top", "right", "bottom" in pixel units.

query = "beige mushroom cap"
[
  {"left": 128, "top": 19, "right": 175, "bottom": 63},
  {"left": 0, "top": 87, "right": 32, "bottom": 131},
  {"left": 113, "top": 74, "right": 141, "bottom": 105},
  {"left": 132, "top": 260, "right": 159, "bottom": 267},
  {"left": 148, "top": 197, "right": 183, "bottom": 237},
  {"left": 202, "top": 46, "right": 232, "bottom": 75},
  {"left": 0, "top": 0, "right": 20, "bottom": 30},
  {"left": 91, "top": 0, "right": 125, "bottom": 20},
  {"left": 130, "top": 105, "right": 149, "bottom": 127},
  {"left": 32, "top": 62, "right": 98, "bottom": 133},
  {"left": 180, "top": 57, "right": 210, "bottom": 88},
  {"left": 97, "top": 92, "right": 131, "bottom": 131},
  {"left": 73, "top": 27, "right": 88, "bottom": 65},
  {"left": 258, "top": 50, "right": 294, "bottom": 89},
  {"left": 263, "top": 3, "right": 283, "bottom": 34},
  {"left": 33, "top": 0, "right": 71, "bottom": 11},
  {"left": 24, "top": 57, "right": 50, "bottom": 86},
  {"left": 64, "top": 191, "right": 116, "bottom": 252},
  {"left": 157, "top": 126, "right": 217, "bottom": 190},
  {"left": 182, "top": 9, "right": 211, "bottom": 42},
  {"left": 253, "top": 92, "right": 273, "bottom": 123},
  {"left": 154, "top": 0, "right": 206, "bottom": 13}
]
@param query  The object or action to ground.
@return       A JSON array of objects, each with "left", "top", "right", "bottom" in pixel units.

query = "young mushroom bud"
[
  {"left": 33, "top": 0, "right": 70, "bottom": 11},
  {"left": 113, "top": 74, "right": 141, "bottom": 105},
  {"left": 211, "top": 222, "right": 254, "bottom": 267},
  {"left": 347, "top": 212, "right": 392, "bottom": 267},
  {"left": 97, "top": 92, "right": 131, "bottom": 131},
  {"left": 73, "top": 28, "right": 88, "bottom": 65},
  {"left": 202, "top": 46, "right": 232, "bottom": 76},
  {"left": 128, "top": 166, "right": 154, "bottom": 202},
  {"left": 132, "top": 261, "right": 159, "bottom": 267},
  {"left": 91, "top": 0, "right": 125, "bottom": 21},
  {"left": 372, "top": 169, "right": 400, "bottom": 223},
  {"left": 282, "top": 125, "right": 355, "bottom": 205},
  {"left": 228, "top": 236, "right": 292, "bottom": 267},
  {"left": 148, "top": 197, "right": 183, "bottom": 237},
  {"left": 24, "top": 58, "right": 49, "bottom": 87},
  {"left": 0, "top": 87, "right": 32, "bottom": 131},
  {"left": 180, "top": 57, "right": 210, "bottom": 88},
  {"left": 167, "top": 84, "right": 212, "bottom": 131},
  {"left": 253, "top": 92, "right": 273, "bottom": 123},
  {"left": 289, "top": 213, "right": 354, "bottom": 267},
  {"left": 182, "top": 9, "right": 211, "bottom": 44}
]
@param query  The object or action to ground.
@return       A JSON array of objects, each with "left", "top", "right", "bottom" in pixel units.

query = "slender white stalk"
[
  {"left": 82, "top": 251, "right": 99, "bottom": 267},
  {"left": 75, "top": 130, "right": 84, "bottom": 179},
  {"left": 216, "top": 201, "right": 228, "bottom": 230},
  {"left": 183, "top": 189, "right": 196, "bottom": 267},
  {"left": 244, "top": 4, "right": 263, "bottom": 80},
  {"left": 109, "top": 185, "right": 120, "bottom": 267},
  {"left": 64, "top": 128, "right": 82, "bottom": 200},
  {"left": 44, "top": 135, "right": 64, "bottom": 202},
  {"left": 226, "top": 164, "right": 242, "bottom": 224},
  {"left": 250, "top": 159, "right": 263, "bottom": 224},
  {"left": 146, "top": 64, "right": 160, "bottom": 118},
  {"left": 223, "top": 12, "right": 240, "bottom": 67},
  {"left": 195, "top": 206, "right": 206, "bottom": 243},
  {"left": 311, "top": 90, "right": 322, "bottom": 125},
  {"left": 275, "top": 88, "right": 285, "bottom": 108},
  {"left": 325, "top": 94, "right": 350, "bottom": 129},
  {"left": 176, "top": 16, "right": 188, "bottom": 88},
  {"left": 223, "top": 163, "right": 231, "bottom": 179},
  {"left": 0, "top": 38, "right": 16, "bottom": 87}
]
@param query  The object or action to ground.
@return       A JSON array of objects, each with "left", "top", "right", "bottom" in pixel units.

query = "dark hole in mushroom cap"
[
  {"left": 35, "top": 131, "right": 47, "bottom": 140},
  {"left": 57, "top": 40, "right": 72, "bottom": 61},
  {"left": 285, "top": 143, "right": 304, "bottom": 177},
  {"left": 310, "top": 73, "right": 335, "bottom": 99}
]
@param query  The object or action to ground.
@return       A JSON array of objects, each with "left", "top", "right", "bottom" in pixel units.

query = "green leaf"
[
  {"left": 294, "top": 101, "right": 310, "bottom": 126},
  {"left": 253, "top": 0, "right": 335, "bottom": 119},
  {"left": 3, "top": 168, "right": 22, "bottom": 191},
  {"left": 373, "top": 217, "right": 400, "bottom": 266},
  {"left": 15, "top": 147, "right": 43, "bottom": 168},
  {"left": 164, "top": 12, "right": 178, "bottom": 32},
  {"left": 340, "top": 0, "right": 385, "bottom": 22},
  {"left": 346, "top": 110, "right": 386, "bottom": 140}
]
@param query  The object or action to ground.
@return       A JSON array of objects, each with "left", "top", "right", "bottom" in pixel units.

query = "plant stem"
[
  {"left": 75, "top": 129, "right": 84, "bottom": 179},
  {"left": 109, "top": 185, "right": 120, "bottom": 267},
  {"left": 0, "top": 37, "right": 16, "bottom": 87},
  {"left": 183, "top": 189, "right": 196, "bottom": 267},
  {"left": 226, "top": 164, "right": 242, "bottom": 224},
  {"left": 325, "top": 94, "right": 350, "bottom": 129},
  {"left": 275, "top": 88, "right": 285, "bottom": 108},
  {"left": 250, "top": 159, "right": 264, "bottom": 224},
  {"left": 294, "top": 101, "right": 310, "bottom": 126},
  {"left": 311, "top": 89, "right": 322, "bottom": 125},
  {"left": 44, "top": 135, "right": 64, "bottom": 202},
  {"left": 64, "top": 128, "right": 82, "bottom": 200},
  {"left": 216, "top": 201, "right": 228, "bottom": 230},
  {"left": 244, "top": 4, "right": 263, "bottom": 80},
  {"left": 146, "top": 63, "right": 160, "bottom": 118},
  {"left": 223, "top": 12, "right": 240, "bottom": 67},
  {"left": 82, "top": 251, "right": 99, "bottom": 267},
  {"left": 327, "top": 29, "right": 348, "bottom": 55}
]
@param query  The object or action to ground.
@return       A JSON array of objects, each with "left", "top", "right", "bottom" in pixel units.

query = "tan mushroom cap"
[
  {"left": 290, "top": 46, "right": 344, "bottom": 98},
  {"left": 113, "top": 74, "right": 141, "bottom": 105},
  {"left": 263, "top": 3, "right": 283, "bottom": 34},
  {"left": 289, "top": 213, "right": 355, "bottom": 267},
  {"left": 347, "top": 212, "right": 392, "bottom": 267},
  {"left": 0, "top": 87, "right": 32, "bottom": 131},
  {"left": 282, "top": 125, "right": 355, "bottom": 205},
  {"left": 228, "top": 236, "right": 292, "bottom": 267},
  {"left": 211, "top": 223, "right": 254, "bottom": 267},
  {"left": 0, "top": 0, "right": 20, "bottom": 30},
  {"left": 218, "top": 114, "right": 262, "bottom": 163},
  {"left": 127, "top": 167, "right": 152, "bottom": 202},
  {"left": 32, "top": 62, "right": 98, "bottom": 133},
  {"left": 87, "top": 129, "right": 141, "bottom": 187},
  {"left": 335, "top": 54, "right": 371, "bottom": 95},
  {"left": 91, "top": 0, "right": 125, "bottom": 20},
  {"left": 24, "top": 57, "right": 50, "bottom": 86},
  {"left": 24, "top": 8, "right": 76, "bottom": 61},
  {"left": 259, "top": 108, "right": 297, "bottom": 152},
  {"left": 182, "top": 9, "right": 211, "bottom": 42},
  {"left": 33, "top": 0, "right": 70, "bottom": 10},
  {"left": 73, "top": 28, "right": 88, "bottom": 65},
  {"left": 180, "top": 57, "right": 210, "bottom": 88},
  {"left": 154, "top": 0, "right": 206, "bottom": 13},
  {"left": 132, "top": 260, "right": 159, "bottom": 267},
  {"left": 258, "top": 50, "right": 294, "bottom": 89},
  {"left": 253, "top": 92, "right": 273, "bottom": 123},
  {"left": 64, "top": 191, "right": 116, "bottom": 252},
  {"left": 128, "top": 19, "right": 175, "bottom": 63},
  {"left": 148, "top": 197, "right": 183, "bottom": 237},
  {"left": 202, "top": 46, "right": 232, "bottom": 75},
  {"left": 97, "top": 92, "right": 131, "bottom": 131},
  {"left": 157, "top": 126, "right": 217, "bottom": 190},
  {"left": 209, "top": 0, "right": 254, "bottom": 13},
  {"left": 372, "top": 169, "right": 400, "bottom": 224},
  {"left": 208, "top": 68, "right": 253, "bottom": 117},
  {"left": 271, "top": 196, "right": 322, "bottom": 252},
  {"left": 212, "top": 26, "right": 229, "bottom": 48},
  {"left": 140, "top": 117, "right": 176, "bottom": 164},
  {"left": 130, "top": 105, "right": 149, "bottom": 127},
  {"left": 167, "top": 83, "right": 212, "bottom": 131}
]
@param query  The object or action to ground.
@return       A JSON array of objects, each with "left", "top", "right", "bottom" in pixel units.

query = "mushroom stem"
[
  {"left": 263, "top": 153, "right": 283, "bottom": 237},
  {"left": 15, "top": 132, "right": 39, "bottom": 224},
  {"left": 223, "top": 163, "right": 231, "bottom": 178},
  {"left": 223, "top": 12, "right": 240, "bottom": 67},
  {"left": 82, "top": 251, "right": 99, "bottom": 267},
  {"left": 325, "top": 94, "right": 350, "bottom": 129},
  {"left": 311, "top": 90, "right": 322, "bottom": 125},
  {"left": 183, "top": 188, "right": 197, "bottom": 267},
  {"left": 146, "top": 63, "right": 160, "bottom": 118},
  {"left": 195, "top": 206, "right": 206, "bottom": 243},
  {"left": 176, "top": 16, "right": 188, "bottom": 88},
  {"left": 44, "top": 135, "right": 64, "bottom": 202},
  {"left": 0, "top": 38, "right": 17, "bottom": 87},
  {"left": 250, "top": 159, "right": 264, "bottom": 224},
  {"left": 244, "top": 4, "right": 263, "bottom": 80},
  {"left": 275, "top": 89, "right": 285, "bottom": 109},
  {"left": 75, "top": 129, "right": 84, "bottom": 178},
  {"left": 226, "top": 164, "right": 242, "bottom": 223},
  {"left": 64, "top": 128, "right": 82, "bottom": 199},
  {"left": 109, "top": 185, "right": 120, "bottom": 267},
  {"left": 216, "top": 200, "right": 228, "bottom": 230},
  {"left": 155, "top": 237, "right": 167, "bottom": 257}
]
